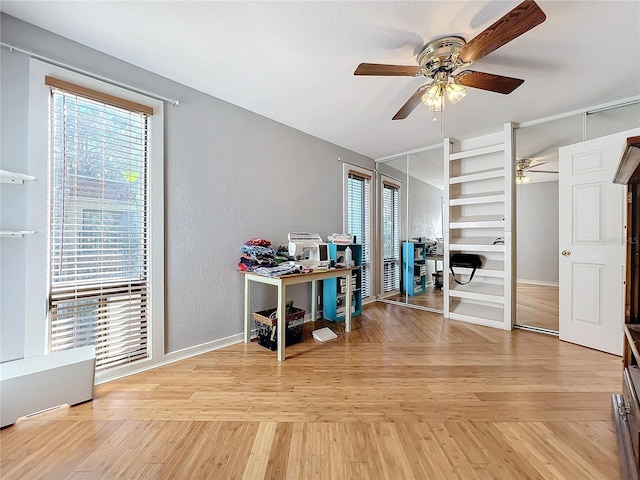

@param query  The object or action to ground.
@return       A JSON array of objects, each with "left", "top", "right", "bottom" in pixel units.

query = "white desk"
[
  {"left": 242, "top": 267, "right": 356, "bottom": 361},
  {"left": 426, "top": 255, "right": 444, "bottom": 288}
]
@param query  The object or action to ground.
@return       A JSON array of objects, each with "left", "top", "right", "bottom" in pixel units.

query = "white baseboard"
[
  {"left": 163, "top": 332, "right": 245, "bottom": 364},
  {"left": 96, "top": 332, "right": 245, "bottom": 385},
  {"left": 97, "top": 311, "right": 326, "bottom": 385},
  {"left": 517, "top": 279, "right": 559, "bottom": 287}
]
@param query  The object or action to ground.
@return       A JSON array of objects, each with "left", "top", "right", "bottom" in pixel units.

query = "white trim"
[
  {"left": 336, "top": 156, "right": 374, "bottom": 172},
  {"left": 517, "top": 279, "right": 559, "bottom": 287},
  {"left": 162, "top": 333, "right": 244, "bottom": 366},
  {"left": 376, "top": 143, "right": 444, "bottom": 162},
  {"left": 25, "top": 59, "right": 165, "bottom": 371},
  {"left": 96, "top": 333, "right": 244, "bottom": 385},
  {"left": 96, "top": 310, "right": 326, "bottom": 384},
  {"left": 378, "top": 96, "right": 640, "bottom": 163},
  {"left": 516, "top": 95, "right": 640, "bottom": 129}
]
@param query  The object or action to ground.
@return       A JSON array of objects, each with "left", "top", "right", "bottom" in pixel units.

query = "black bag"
[{"left": 449, "top": 253, "right": 482, "bottom": 285}]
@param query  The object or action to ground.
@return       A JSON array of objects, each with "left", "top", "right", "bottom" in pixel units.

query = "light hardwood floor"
[
  {"left": 516, "top": 282, "right": 559, "bottom": 332},
  {"left": 0, "top": 302, "right": 621, "bottom": 479},
  {"left": 383, "top": 286, "right": 444, "bottom": 310}
]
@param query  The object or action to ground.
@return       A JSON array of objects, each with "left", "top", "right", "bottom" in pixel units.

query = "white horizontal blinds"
[
  {"left": 347, "top": 170, "right": 371, "bottom": 298},
  {"left": 47, "top": 77, "right": 151, "bottom": 371},
  {"left": 383, "top": 181, "right": 400, "bottom": 292}
]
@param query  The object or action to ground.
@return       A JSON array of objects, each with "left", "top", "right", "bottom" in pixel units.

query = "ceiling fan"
[
  {"left": 516, "top": 158, "right": 558, "bottom": 184},
  {"left": 354, "top": 0, "right": 546, "bottom": 120}
]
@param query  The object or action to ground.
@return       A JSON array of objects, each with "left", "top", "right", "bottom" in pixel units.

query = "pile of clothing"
[
  {"left": 238, "top": 238, "right": 277, "bottom": 272},
  {"left": 238, "top": 238, "right": 298, "bottom": 277}
]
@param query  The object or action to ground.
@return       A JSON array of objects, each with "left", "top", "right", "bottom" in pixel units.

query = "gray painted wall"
[
  {"left": 408, "top": 175, "right": 443, "bottom": 242},
  {"left": 516, "top": 181, "right": 559, "bottom": 284},
  {"left": 0, "top": 14, "right": 374, "bottom": 362}
]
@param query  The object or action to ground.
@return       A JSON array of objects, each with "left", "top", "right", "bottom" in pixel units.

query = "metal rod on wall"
[{"left": 1, "top": 42, "right": 180, "bottom": 106}]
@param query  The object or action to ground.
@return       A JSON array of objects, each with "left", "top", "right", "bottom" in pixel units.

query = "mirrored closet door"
[
  {"left": 375, "top": 146, "right": 445, "bottom": 313},
  {"left": 514, "top": 101, "right": 640, "bottom": 334}
]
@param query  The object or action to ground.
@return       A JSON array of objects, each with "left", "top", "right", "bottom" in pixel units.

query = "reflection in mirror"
[
  {"left": 515, "top": 103, "right": 640, "bottom": 334},
  {"left": 586, "top": 102, "right": 640, "bottom": 140},
  {"left": 405, "top": 148, "right": 445, "bottom": 312},
  {"left": 514, "top": 115, "right": 583, "bottom": 333},
  {"left": 377, "top": 156, "right": 407, "bottom": 305},
  {"left": 375, "top": 147, "right": 445, "bottom": 313}
]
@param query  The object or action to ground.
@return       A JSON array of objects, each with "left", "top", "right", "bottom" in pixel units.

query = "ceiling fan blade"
[
  {"left": 354, "top": 63, "right": 421, "bottom": 76},
  {"left": 455, "top": 70, "right": 524, "bottom": 94},
  {"left": 525, "top": 161, "right": 549, "bottom": 170},
  {"left": 527, "top": 170, "right": 558, "bottom": 174},
  {"left": 457, "top": 0, "right": 546, "bottom": 64},
  {"left": 392, "top": 87, "right": 425, "bottom": 120}
]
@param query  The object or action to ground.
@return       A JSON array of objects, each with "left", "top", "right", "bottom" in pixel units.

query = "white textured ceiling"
[{"left": 2, "top": 1, "right": 640, "bottom": 161}]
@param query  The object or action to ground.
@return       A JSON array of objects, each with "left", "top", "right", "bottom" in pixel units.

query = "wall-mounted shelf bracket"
[
  {"left": 0, "top": 230, "right": 36, "bottom": 237},
  {"left": 0, "top": 169, "right": 37, "bottom": 184}
]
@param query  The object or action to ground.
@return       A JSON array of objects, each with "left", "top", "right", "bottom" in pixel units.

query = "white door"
[{"left": 559, "top": 128, "right": 639, "bottom": 355}]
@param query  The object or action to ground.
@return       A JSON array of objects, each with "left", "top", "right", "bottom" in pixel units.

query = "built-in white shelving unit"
[
  {"left": 443, "top": 123, "right": 515, "bottom": 330},
  {"left": 1, "top": 169, "right": 37, "bottom": 237}
]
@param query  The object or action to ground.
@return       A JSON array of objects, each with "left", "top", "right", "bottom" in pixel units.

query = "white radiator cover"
[{"left": 0, "top": 346, "right": 96, "bottom": 427}]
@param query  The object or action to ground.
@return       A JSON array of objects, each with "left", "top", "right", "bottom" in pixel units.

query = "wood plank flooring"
[
  {"left": 383, "top": 287, "right": 444, "bottom": 310},
  {"left": 0, "top": 302, "right": 622, "bottom": 479},
  {"left": 516, "top": 282, "right": 559, "bottom": 332}
]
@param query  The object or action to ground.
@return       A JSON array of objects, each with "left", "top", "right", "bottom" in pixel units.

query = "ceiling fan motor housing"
[{"left": 417, "top": 36, "right": 467, "bottom": 78}]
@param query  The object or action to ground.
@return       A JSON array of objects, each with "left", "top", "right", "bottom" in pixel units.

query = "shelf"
[
  {"left": 450, "top": 215, "right": 505, "bottom": 229},
  {"left": 0, "top": 169, "right": 36, "bottom": 184},
  {"left": 0, "top": 230, "right": 36, "bottom": 237},
  {"left": 452, "top": 260, "right": 504, "bottom": 278},
  {"left": 449, "top": 191, "right": 505, "bottom": 206},
  {"left": 324, "top": 244, "right": 362, "bottom": 321},
  {"left": 445, "top": 130, "right": 511, "bottom": 330},
  {"left": 449, "top": 143, "right": 504, "bottom": 161},
  {"left": 449, "top": 300, "right": 504, "bottom": 324},
  {"left": 449, "top": 168, "right": 505, "bottom": 185},
  {"left": 449, "top": 237, "right": 504, "bottom": 252},
  {"left": 625, "top": 325, "right": 640, "bottom": 361},
  {"left": 449, "top": 282, "right": 504, "bottom": 303}
]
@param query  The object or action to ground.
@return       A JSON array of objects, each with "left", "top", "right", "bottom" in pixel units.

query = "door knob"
[{"left": 561, "top": 250, "right": 571, "bottom": 257}]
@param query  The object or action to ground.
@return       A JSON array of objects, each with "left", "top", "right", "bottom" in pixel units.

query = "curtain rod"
[{"left": 1, "top": 42, "right": 180, "bottom": 106}]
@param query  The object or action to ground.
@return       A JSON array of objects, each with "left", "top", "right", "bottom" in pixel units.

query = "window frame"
[
  {"left": 343, "top": 163, "right": 373, "bottom": 301},
  {"left": 381, "top": 177, "right": 401, "bottom": 294},
  {"left": 26, "top": 59, "right": 164, "bottom": 383}
]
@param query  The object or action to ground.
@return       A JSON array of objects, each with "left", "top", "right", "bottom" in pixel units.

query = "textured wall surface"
[
  {"left": 0, "top": 13, "right": 374, "bottom": 360},
  {"left": 0, "top": 50, "right": 30, "bottom": 362}
]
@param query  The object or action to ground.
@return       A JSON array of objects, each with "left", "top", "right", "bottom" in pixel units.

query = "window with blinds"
[
  {"left": 346, "top": 170, "right": 371, "bottom": 298},
  {"left": 383, "top": 182, "right": 400, "bottom": 293},
  {"left": 47, "top": 76, "right": 152, "bottom": 372}
]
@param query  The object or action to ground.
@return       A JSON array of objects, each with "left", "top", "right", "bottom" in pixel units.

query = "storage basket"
[{"left": 252, "top": 305, "right": 305, "bottom": 351}]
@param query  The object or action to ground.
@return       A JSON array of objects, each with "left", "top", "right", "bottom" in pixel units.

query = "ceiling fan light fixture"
[
  {"left": 420, "top": 77, "right": 466, "bottom": 112},
  {"left": 516, "top": 171, "right": 531, "bottom": 184},
  {"left": 445, "top": 82, "right": 466, "bottom": 104},
  {"left": 421, "top": 83, "right": 445, "bottom": 111}
]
